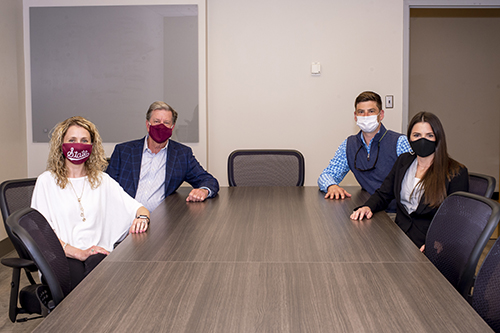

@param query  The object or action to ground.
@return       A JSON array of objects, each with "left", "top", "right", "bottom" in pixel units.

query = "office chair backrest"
[
  {"left": 8, "top": 207, "right": 72, "bottom": 305},
  {"left": 471, "top": 238, "right": 500, "bottom": 332},
  {"left": 0, "top": 178, "right": 38, "bottom": 260},
  {"left": 469, "top": 172, "right": 496, "bottom": 199},
  {"left": 227, "top": 150, "right": 305, "bottom": 186},
  {"left": 425, "top": 191, "right": 500, "bottom": 299}
]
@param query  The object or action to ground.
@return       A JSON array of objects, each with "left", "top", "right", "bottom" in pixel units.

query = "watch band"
[{"left": 137, "top": 215, "right": 150, "bottom": 224}]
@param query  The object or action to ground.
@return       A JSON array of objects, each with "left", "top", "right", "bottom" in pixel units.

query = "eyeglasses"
[{"left": 353, "top": 130, "right": 387, "bottom": 172}]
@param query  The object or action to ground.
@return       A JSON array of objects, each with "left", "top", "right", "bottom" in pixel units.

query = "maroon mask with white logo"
[{"left": 62, "top": 143, "right": 92, "bottom": 165}]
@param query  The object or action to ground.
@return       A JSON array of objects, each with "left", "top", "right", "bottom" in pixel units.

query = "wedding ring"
[{"left": 91, "top": 249, "right": 95, "bottom": 253}]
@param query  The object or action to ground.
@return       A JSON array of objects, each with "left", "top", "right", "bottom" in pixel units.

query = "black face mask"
[{"left": 410, "top": 138, "right": 436, "bottom": 157}]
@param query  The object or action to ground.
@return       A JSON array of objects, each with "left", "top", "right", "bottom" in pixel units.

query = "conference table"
[{"left": 34, "top": 186, "right": 492, "bottom": 332}]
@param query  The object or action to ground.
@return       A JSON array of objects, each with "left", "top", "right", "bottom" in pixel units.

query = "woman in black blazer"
[{"left": 350, "top": 111, "right": 468, "bottom": 248}]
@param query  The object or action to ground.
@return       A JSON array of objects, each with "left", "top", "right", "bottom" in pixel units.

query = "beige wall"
[
  {"left": 0, "top": 0, "right": 27, "bottom": 240},
  {"left": 207, "top": 0, "right": 405, "bottom": 186},
  {"left": 409, "top": 9, "right": 500, "bottom": 190}
]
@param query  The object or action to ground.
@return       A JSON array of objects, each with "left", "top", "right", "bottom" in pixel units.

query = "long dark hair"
[{"left": 407, "top": 111, "right": 464, "bottom": 208}]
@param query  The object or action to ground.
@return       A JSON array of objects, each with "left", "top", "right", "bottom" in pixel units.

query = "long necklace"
[{"left": 68, "top": 179, "right": 86, "bottom": 222}]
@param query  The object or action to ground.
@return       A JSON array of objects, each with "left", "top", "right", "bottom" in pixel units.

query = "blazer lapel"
[
  {"left": 131, "top": 138, "right": 146, "bottom": 194},
  {"left": 415, "top": 195, "right": 430, "bottom": 215},
  {"left": 395, "top": 154, "right": 417, "bottom": 203},
  {"left": 164, "top": 141, "right": 177, "bottom": 193}
]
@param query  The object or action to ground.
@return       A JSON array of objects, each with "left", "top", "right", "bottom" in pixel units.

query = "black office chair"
[
  {"left": 227, "top": 149, "right": 305, "bottom": 186},
  {"left": 469, "top": 172, "right": 496, "bottom": 199},
  {"left": 424, "top": 191, "right": 500, "bottom": 300},
  {"left": 0, "top": 178, "right": 40, "bottom": 322},
  {"left": 471, "top": 237, "right": 500, "bottom": 332},
  {"left": 7, "top": 207, "right": 73, "bottom": 317}
]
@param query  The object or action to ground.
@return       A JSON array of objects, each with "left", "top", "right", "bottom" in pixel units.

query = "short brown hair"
[
  {"left": 146, "top": 101, "right": 178, "bottom": 124},
  {"left": 354, "top": 91, "right": 382, "bottom": 111}
]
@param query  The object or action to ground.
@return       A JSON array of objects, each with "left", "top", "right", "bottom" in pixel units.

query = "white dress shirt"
[
  {"left": 400, "top": 158, "right": 424, "bottom": 214},
  {"left": 135, "top": 137, "right": 168, "bottom": 212}
]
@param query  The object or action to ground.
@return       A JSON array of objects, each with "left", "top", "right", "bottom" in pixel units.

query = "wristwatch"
[{"left": 137, "top": 215, "right": 150, "bottom": 224}]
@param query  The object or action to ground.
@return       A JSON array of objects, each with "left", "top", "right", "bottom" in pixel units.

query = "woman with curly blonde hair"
[
  {"left": 47, "top": 116, "right": 108, "bottom": 189},
  {"left": 32, "top": 116, "right": 149, "bottom": 286}
]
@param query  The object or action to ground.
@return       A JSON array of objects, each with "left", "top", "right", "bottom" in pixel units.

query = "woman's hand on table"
[
  {"left": 130, "top": 216, "right": 149, "bottom": 234},
  {"left": 350, "top": 206, "right": 373, "bottom": 220},
  {"left": 130, "top": 207, "right": 150, "bottom": 234}
]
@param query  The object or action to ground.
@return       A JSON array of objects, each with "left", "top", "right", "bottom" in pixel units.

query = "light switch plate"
[
  {"left": 311, "top": 62, "right": 321, "bottom": 75},
  {"left": 385, "top": 95, "right": 393, "bottom": 109}
]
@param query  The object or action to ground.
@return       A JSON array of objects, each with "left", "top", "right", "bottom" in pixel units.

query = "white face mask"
[{"left": 356, "top": 115, "right": 379, "bottom": 133}]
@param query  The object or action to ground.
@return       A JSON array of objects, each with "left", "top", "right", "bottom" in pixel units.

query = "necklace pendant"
[{"left": 69, "top": 179, "right": 86, "bottom": 222}]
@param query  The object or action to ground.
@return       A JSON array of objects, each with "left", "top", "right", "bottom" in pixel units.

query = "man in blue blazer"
[{"left": 107, "top": 101, "right": 219, "bottom": 212}]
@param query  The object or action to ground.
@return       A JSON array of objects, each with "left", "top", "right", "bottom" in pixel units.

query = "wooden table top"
[{"left": 34, "top": 186, "right": 492, "bottom": 332}]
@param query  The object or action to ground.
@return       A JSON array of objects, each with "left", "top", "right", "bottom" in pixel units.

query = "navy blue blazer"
[{"left": 106, "top": 137, "right": 219, "bottom": 199}]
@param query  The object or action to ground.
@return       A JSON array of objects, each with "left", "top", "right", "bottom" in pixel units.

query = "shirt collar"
[
  {"left": 143, "top": 135, "right": 169, "bottom": 154},
  {"left": 359, "top": 124, "right": 384, "bottom": 148}
]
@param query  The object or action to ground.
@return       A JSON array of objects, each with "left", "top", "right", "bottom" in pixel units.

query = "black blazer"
[{"left": 362, "top": 153, "right": 469, "bottom": 247}]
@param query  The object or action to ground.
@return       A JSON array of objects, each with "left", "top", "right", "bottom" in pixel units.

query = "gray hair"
[{"left": 146, "top": 101, "right": 178, "bottom": 124}]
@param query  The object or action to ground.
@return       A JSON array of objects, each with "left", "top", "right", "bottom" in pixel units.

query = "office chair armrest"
[{"left": 1, "top": 257, "right": 36, "bottom": 269}]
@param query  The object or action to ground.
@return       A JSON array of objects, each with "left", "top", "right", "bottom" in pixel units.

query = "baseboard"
[{"left": 0, "top": 237, "right": 14, "bottom": 258}]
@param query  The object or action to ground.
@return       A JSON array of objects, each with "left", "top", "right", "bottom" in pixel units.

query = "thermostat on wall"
[{"left": 311, "top": 62, "right": 321, "bottom": 75}]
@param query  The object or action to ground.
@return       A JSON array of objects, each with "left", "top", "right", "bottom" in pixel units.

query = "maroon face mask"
[
  {"left": 62, "top": 143, "right": 92, "bottom": 165},
  {"left": 148, "top": 123, "right": 173, "bottom": 143}
]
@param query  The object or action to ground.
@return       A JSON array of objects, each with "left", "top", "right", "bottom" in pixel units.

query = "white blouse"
[
  {"left": 400, "top": 158, "right": 424, "bottom": 215},
  {"left": 31, "top": 171, "right": 143, "bottom": 252}
]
